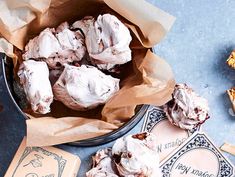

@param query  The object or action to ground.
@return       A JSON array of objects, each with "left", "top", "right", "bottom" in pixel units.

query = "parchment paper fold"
[{"left": 0, "top": 0, "right": 176, "bottom": 146}]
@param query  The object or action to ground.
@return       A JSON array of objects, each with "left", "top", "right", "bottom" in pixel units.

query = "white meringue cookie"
[
  {"left": 112, "top": 132, "right": 160, "bottom": 177},
  {"left": 72, "top": 16, "right": 95, "bottom": 35},
  {"left": 86, "top": 148, "right": 118, "bottom": 177},
  {"left": 18, "top": 60, "right": 53, "bottom": 114},
  {"left": 55, "top": 22, "right": 86, "bottom": 59},
  {"left": 23, "top": 28, "right": 61, "bottom": 60},
  {"left": 164, "top": 83, "right": 210, "bottom": 130},
  {"left": 53, "top": 65, "right": 120, "bottom": 110},
  {"left": 72, "top": 14, "right": 132, "bottom": 71},
  {"left": 23, "top": 22, "right": 86, "bottom": 69}
]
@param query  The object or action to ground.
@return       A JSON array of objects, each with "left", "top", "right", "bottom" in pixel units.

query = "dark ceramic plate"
[{"left": 0, "top": 53, "right": 148, "bottom": 146}]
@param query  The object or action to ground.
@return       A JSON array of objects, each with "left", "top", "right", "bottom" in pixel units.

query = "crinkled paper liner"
[{"left": 0, "top": 0, "right": 176, "bottom": 146}]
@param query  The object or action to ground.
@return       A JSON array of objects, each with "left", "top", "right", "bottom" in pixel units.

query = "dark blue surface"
[{"left": 0, "top": 54, "right": 25, "bottom": 177}]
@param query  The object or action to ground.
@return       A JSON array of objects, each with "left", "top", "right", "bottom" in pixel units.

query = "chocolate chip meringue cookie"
[
  {"left": 72, "top": 14, "right": 132, "bottom": 71},
  {"left": 23, "top": 22, "right": 86, "bottom": 69},
  {"left": 53, "top": 64, "right": 120, "bottom": 110},
  {"left": 86, "top": 148, "right": 118, "bottom": 177},
  {"left": 18, "top": 60, "right": 53, "bottom": 114},
  {"left": 112, "top": 132, "right": 160, "bottom": 177},
  {"left": 164, "top": 84, "right": 209, "bottom": 130}
]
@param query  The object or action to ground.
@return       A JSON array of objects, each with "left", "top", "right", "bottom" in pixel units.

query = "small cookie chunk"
[
  {"left": 227, "top": 50, "right": 235, "bottom": 69},
  {"left": 164, "top": 84, "right": 210, "bottom": 130},
  {"left": 227, "top": 87, "right": 235, "bottom": 112},
  {"left": 86, "top": 148, "right": 118, "bottom": 177}
]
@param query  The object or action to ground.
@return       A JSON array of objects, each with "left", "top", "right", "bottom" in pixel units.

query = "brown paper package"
[
  {"left": 0, "top": 0, "right": 176, "bottom": 146},
  {"left": 4, "top": 137, "right": 81, "bottom": 177}
]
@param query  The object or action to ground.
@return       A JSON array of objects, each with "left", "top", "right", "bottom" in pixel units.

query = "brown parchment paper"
[
  {"left": 0, "top": 37, "right": 14, "bottom": 58},
  {"left": 221, "top": 143, "right": 235, "bottom": 156},
  {"left": 0, "top": 0, "right": 176, "bottom": 146}
]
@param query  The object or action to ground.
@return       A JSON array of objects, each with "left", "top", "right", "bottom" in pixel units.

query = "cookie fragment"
[
  {"left": 226, "top": 50, "right": 235, "bottom": 69},
  {"left": 86, "top": 148, "right": 118, "bottom": 177},
  {"left": 164, "top": 84, "right": 210, "bottom": 130},
  {"left": 227, "top": 87, "right": 235, "bottom": 112}
]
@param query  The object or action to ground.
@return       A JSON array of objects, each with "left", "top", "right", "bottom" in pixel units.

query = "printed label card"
[
  {"left": 4, "top": 137, "right": 80, "bottom": 177},
  {"left": 160, "top": 132, "right": 234, "bottom": 177},
  {"left": 142, "top": 106, "right": 198, "bottom": 161}
]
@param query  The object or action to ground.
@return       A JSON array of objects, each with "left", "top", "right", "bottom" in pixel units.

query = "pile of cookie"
[{"left": 17, "top": 14, "right": 132, "bottom": 114}]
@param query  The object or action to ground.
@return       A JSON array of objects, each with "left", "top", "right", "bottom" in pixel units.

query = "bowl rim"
[
  {"left": 69, "top": 104, "right": 148, "bottom": 146},
  {"left": 0, "top": 53, "right": 26, "bottom": 120},
  {"left": 1, "top": 53, "right": 149, "bottom": 146}
]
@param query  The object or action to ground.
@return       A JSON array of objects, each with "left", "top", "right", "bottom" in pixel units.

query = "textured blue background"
[
  {"left": 150, "top": 0, "right": 235, "bottom": 163},
  {"left": 0, "top": 0, "right": 235, "bottom": 176}
]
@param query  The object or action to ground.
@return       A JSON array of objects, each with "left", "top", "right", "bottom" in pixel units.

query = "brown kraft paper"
[{"left": 0, "top": 0, "right": 176, "bottom": 146}]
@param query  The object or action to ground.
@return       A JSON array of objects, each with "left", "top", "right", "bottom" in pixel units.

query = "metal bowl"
[{"left": 0, "top": 53, "right": 148, "bottom": 146}]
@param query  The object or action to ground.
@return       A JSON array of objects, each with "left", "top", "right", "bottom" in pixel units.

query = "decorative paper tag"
[
  {"left": 4, "top": 137, "right": 80, "bottom": 177},
  {"left": 12, "top": 147, "right": 67, "bottom": 177},
  {"left": 142, "top": 106, "right": 198, "bottom": 161},
  {"left": 160, "top": 132, "right": 234, "bottom": 177}
]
